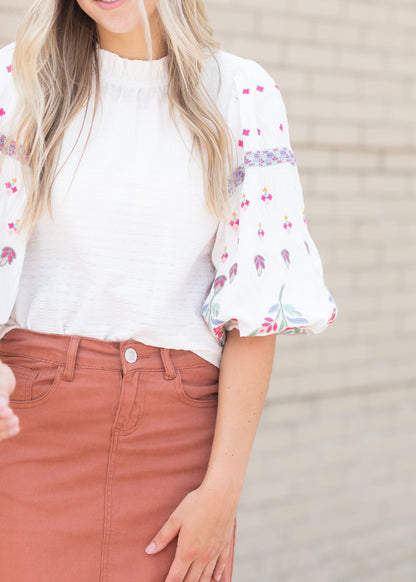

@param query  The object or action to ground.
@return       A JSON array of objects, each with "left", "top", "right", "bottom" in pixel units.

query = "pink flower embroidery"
[
  {"left": 0, "top": 108, "right": 6, "bottom": 117},
  {"left": 0, "top": 246, "right": 16, "bottom": 267},
  {"left": 243, "top": 129, "right": 250, "bottom": 136},
  {"left": 283, "top": 216, "right": 292, "bottom": 232},
  {"left": 328, "top": 307, "right": 337, "bottom": 324},
  {"left": 275, "top": 84, "right": 280, "bottom": 91},
  {"left": 229, "top": 212, "right": 239, "bottom": 231},
  {"left": 281, "top": 249, "right": 290, "bottom": 269},
  {"left": 213, "top": 275, "right": 227, "bottom": 294},
  {"left": 256, "top": 85, "right": 264, "bottom": 92},
  {"left": 280, "top": 123, "right": 284, "bottom": 132},
  {"left": 213, "top": 325, "right": 225, "bottom": 342},
  {"left": 229, "top": 262, "right": 238, "bottom": 283},
  {"left": 261, "top": 187, "right": 272, "bottom": 205},
  {"left": 258, "top": 223, "right": 264, "bottom": 239},
  {"left": 242, "top": 88, "right": 250, "bottom": 95},
  {"left": 5, "top": 179, "right": 17, "bottom": 195},
  {"left": 221, "top": 246, "right": 229, "bottom": 263},
  {"left": 238, "top": 139, "right": 244, "bottom": 148},
  {"left": 8, "top": 219, "right": 19, "bottom": 232},
  {"left": 6, "top": 64, "right": 12, "bottom": 73},
  {"left": 259, "top": 318, "right": 278, "bottom": 333},
  {"left": 254, "top": 254, "right": 265, "bottom": 276},
  {"left": 240, "top": 194, "right": 250, "bottom": 210},
  {"left": 257, "top": 128, "right": 261, "bottom": 135}
]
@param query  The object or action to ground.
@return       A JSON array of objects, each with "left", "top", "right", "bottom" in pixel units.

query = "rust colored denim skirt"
[{"left": 0, "top": 328, "right": 237, "bottom": 582}]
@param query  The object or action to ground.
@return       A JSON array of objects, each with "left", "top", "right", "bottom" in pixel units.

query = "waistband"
[{"left": 0, "top": 328, "right": 213, "bottom": 382}]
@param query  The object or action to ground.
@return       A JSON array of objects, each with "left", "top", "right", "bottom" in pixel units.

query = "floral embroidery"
[
  {"left": 5, "top": 178, "right": 17, "bottom": 195},
  {"left": 229, "top": 212, "right": 239, "bottom": 231},
  {"left": 257, "top": 128, "right": 261, "bottom": 135},
  {"left": 279, "top": 124, "right": 284, "bottom": 132},
  {"left": 227, "top": 147, "right": 297, "bottom": 197},
  {"left": 261, "top": 187, "right": 272, "bottom": 205},
  {"left": 240, "top": 194, "right": 250, "bottom": 210},
  {"left": 304, "top": 241, "right": 310, "bottom": 255},
  {"left": 283, "top": 216, "right": 292, "bottom": 232},
  {"left": 0, "top": 134, "right": 31, "bottom": 165},
  {"left": 8, "top": 219, "right": 19, "bottom": 232},
  {"left": 0, "top": 246, "right": 16, "bottom": 267},
  {"left": 229, "top": 262, "right": 238, "bottom": 283},
  {"left": 256, "top": 86, "right": 264, "bottom": 92},
  {"left": 275, "top": 84, "right": 280, "bottom": 91},
  {"left": 249, "top": 283, "right": 309, "bottom": 336},
  {"left": 0, "top": 108, "right": 5, "bottom": 118},
  {"left": 6, "top": 64, "right": 12, "bottom": 73},
  {"left": 328, "top": 307, "right": 337, "bottom": 324},
  {"left": 242, "top": 88, "right": 250, "bottom": 95},
  {"left": 221, "top": 246, "right": 228, "bottom": 263},
  {"left": 243, "top": 129, "right": 250, "bottom": 136},
  {"left": 245, "top": 148, "right": 296, "bottom": 169},
  {"left": 238, "top": 139, "right": 244, "bottom": 148},
  {"left": 254, "top": 254, "right": 265, "bottom": 276},
  {"left": 201, "top": 275, "right": 228, "bottom": 344},
  {"left": 258, "top": 223, "right": 264, "bottom": 239},
  {"left": 281, "top": 249, "right": 290, "bottom": 268}
]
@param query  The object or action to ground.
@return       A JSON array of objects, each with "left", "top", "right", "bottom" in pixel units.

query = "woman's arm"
[
  {"left": 145, "top": 328, "right": 276, "bottom": 582},
  {"left": 202, "top": 327, "right": 276, "bottom": 496}
]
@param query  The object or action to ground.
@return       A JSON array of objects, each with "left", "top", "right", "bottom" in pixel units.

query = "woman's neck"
[{"left": 97, "top": 13, "right": 167, "bottom": 60}]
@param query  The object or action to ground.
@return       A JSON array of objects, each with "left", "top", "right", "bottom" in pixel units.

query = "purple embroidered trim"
[
  {"left": 0, "top": 133, "right": 30, "bottom": 165},
  {"left": 227, "top": 147, "right": 296, "bottom": 196}
]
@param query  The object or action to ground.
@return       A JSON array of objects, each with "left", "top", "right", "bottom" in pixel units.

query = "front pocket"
[
  {"left": 1, "top": 356, "right": 63, "bottom": 408},
  {"left": 174, "top": 363, "right": 219, "bottom": 407},
  {"left": 6, "top": 364, "right": 38, "bottom": 401}
]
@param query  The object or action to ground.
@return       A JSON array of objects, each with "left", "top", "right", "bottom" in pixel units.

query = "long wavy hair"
[{"left": 0, "top": 0, "right": 236, "bottom": 240}]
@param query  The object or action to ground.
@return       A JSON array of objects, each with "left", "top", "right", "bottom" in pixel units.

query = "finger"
[
  {"left": 145, "top": 512, "right": 181, "bottom": 555},
  {"left": 198, "top": 557, "right": 217, "bottom": 582},
  {"left": 0, "top": 405, "right": 14, "bottom": 418},
  {"left": 212, "top": 544, "right": 231, "bottom": 582},
  {"left": 183, "top": 561, "right": 205, "bottom": 582},
  {"left": 164, "top": 555, "right": 191, "bottom": 582},
  {"left": 0, "top": 414, "right": 19, "bottom": 431},
  {"left": 0, "top": 424, "right": 20, "bottom": 441},
  {"left": 0, "top": 363, "right": 16, "bottom": 399}
]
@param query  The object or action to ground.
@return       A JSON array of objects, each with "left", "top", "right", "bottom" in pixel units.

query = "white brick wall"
[{"left": 1, "top": 1, "right": 416, "bottom": 580}]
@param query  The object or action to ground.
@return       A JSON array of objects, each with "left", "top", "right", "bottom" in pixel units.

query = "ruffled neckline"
[{"left": 98, "top": 46, "right": 169, "bottom": 83}]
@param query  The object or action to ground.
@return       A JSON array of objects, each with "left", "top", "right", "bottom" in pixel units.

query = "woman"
[{"left": 0, "top": 1, "right": 338, "bottom": 581}]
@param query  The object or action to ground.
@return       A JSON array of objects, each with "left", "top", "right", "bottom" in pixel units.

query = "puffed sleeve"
[
  {"left": 0, "top": 41, "right": 29, "bottom": 324},
  {"left": 201, "top": 57, "right": 339, "bottom": 345}
]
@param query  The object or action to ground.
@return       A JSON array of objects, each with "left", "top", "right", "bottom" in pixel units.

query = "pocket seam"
[
  {"left": 173, "top": 368, "right": 218, "bottom": 408},
  {"left": 9, "top": 365, "right": 64, "bottom": 409}
]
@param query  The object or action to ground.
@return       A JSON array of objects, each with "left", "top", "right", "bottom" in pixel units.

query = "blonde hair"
[{"left": 0, "top": 0, "right": 235, "bottom": 240}]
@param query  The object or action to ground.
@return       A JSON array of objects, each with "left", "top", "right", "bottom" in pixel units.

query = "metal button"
[{"left": 124, "top": 348, "right": 138, "bottom": 364}]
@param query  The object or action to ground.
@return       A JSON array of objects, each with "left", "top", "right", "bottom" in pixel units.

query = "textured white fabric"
[{"left": 0, "top": 42, "right": 338, "bottom": 367}]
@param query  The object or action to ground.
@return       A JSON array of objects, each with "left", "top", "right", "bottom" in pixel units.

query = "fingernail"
[
  {"left": 0, "top": 396, "right": 8, "bottom": 408},
  {"left": 145, "top": 541, "right": 156, "bottom": 554},
  {"left": 215, "top": 574, "right": 222, "bottom": 581},
  {"left": 8, "top": 425, "right": 20, "bottom": 436}
]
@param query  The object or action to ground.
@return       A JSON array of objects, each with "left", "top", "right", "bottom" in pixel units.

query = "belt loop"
[
  {"left": 160, "top": 348, "right": 177, "bottom": 380},
  {"left": 62, "top": 336, "right": 81, "bottom": 382}
]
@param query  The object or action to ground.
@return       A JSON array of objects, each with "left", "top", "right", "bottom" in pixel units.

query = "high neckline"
[{"left": 98, "top": 47, "right": 169, "bottom": 83}]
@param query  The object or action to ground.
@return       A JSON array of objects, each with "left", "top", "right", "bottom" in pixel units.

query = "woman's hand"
[
  {"left": 145, "top": 482, "right": 238, "bottom": 582},
  {"left": 0, "top": 361, "right": 20, "bottom": 441}
]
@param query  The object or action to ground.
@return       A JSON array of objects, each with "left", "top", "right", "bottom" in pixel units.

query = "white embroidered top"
[{"left": 0, "top": 41, "right": 338, "bottom": 367}]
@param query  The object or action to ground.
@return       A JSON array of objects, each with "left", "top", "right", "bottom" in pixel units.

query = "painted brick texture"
[{"left": 1, "top": 1, "right": 415, "bottom": 580}]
